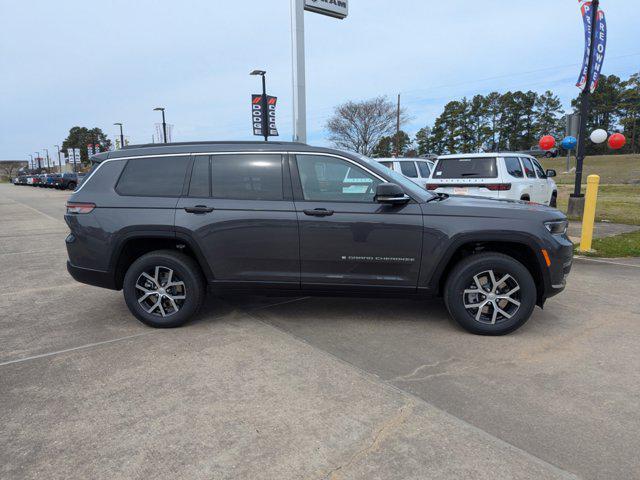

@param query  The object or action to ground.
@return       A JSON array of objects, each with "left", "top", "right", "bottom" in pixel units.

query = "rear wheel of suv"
[
  {"left": 123, "top": 250, "right": 205, "bottom": 328},
  {"left": 444, "top": 253, "right": 536, "bottom": 335},
  {"left": 67, "top": 181, "right": 77, "bottom": 191}
]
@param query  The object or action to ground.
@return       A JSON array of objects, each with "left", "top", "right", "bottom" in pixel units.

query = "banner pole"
[{"left": 291, "top": 0, "right": 307, "bottom": 143}]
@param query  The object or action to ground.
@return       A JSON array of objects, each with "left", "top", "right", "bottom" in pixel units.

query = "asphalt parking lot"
[{"left": 1, "top": 183, "right": 639, "bottom": 480}]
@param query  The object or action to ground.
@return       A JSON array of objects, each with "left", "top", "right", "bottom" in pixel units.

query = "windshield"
[
  {"left": 353, "top": 153, "right": 434, "bottom": 200},
  {"left": 433, "top": 157, "right": 498, "bottom": 179}
]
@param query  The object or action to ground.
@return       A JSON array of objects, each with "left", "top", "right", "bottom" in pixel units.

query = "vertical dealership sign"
[
  {"left": 576, "top": 1, "right": 606, "bottom": 93},
  {"left": 251, "top": 95, "right": 279, "bottom": 138}
]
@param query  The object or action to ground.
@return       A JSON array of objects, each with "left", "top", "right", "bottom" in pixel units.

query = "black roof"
[{"left": 91, "top": 141, "right": 349, "bottom": 163}]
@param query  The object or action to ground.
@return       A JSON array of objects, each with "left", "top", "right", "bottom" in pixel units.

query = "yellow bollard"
[{"left": 579, "top": 174, "right": 600, "bottom": 252}]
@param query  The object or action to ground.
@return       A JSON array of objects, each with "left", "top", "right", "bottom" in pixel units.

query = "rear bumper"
[{"left": 67, "top": 261, "right": 118, "bottom": 290}]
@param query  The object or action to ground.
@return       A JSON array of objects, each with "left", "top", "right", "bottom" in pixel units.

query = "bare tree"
[
  {"left": 0, "top": 162, "right": 21, "bottom": 181},
  {"left": 326, "top": 96, "right": 408, "bottom": 156}
]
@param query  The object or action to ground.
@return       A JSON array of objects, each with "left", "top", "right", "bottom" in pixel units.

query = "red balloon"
[
  {"left": 608, "top": 133, "right": 626, "bottom": 150},
  {"left": 539, "top": 135, "right": 556, "bottom": 151}
]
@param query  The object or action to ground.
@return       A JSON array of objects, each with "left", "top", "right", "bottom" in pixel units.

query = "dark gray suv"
[{"left": 65, "top": 142, "right": 572, "bottom": 335}]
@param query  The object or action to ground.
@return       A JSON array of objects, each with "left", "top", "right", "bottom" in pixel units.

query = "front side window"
[
  {"left": 504, "top": 157, "right": 524, "bottom": 178},
  {"left": 116, "top": 156, "right": 190, "bottom": 196},
  {"left": 520, "top": 157, "right": 536, "bottom": 179},
  {"left": 296, "top": 155, "right": 381, "bottom": 202},
  {"left": 400, "top": 161, "right": 418, "bottom": 178},
  {"left": 211, "top": 154, "right": 283, "bottom": 200},
  {"left": 531, "top": 158, "right": 547, "bottom": 179},
  {"left": 417, "top": 161, "right": 431, "bottom": 178}
]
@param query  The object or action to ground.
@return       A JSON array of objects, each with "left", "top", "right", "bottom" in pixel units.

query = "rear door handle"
[
  {"left": 184, "top": 205, "right": 214, "bottom": 214},
  {"left": 303, "top": 208, "right": 334, "bottom": 217}
]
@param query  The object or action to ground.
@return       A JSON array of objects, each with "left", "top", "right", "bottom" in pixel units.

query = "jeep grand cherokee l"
[{"left": 65, "top": 142, "right": 572, "bottom": 335}]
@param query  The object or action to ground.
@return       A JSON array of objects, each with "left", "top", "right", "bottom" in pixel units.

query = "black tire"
[
  {"left": 123, "top": 250, "right": 205, "bottom": 328},
  {"left": 520, "top": 195, "right": 530, "bottom": 202},
  {"left": 444, "top": 253, "right": 537, "bottom": 335},
  {"left": 550, "top": 192, "right": 558, "bottom": 208},
  {"left": 67, "top": 181, "right": 77, "bottom": 191}
]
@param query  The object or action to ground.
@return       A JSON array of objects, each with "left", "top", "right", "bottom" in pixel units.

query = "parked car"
[
  {"left": 55, "top": 173, "right": 80, "bottom": 190},
  {"left": 427, "top": 153, "right": 558, "bottom": 207},
  {"left": 519, "top": 145, "right": 559, "bottom": 158},
  {"left": 375, "top": 157, "right": 435, "bottom": 190},
  {"left": 45, "top": 173, "right": 61, "bottom": 188},
  {"left": 65, "top": 141, "right": 572, "bottom": 335}
]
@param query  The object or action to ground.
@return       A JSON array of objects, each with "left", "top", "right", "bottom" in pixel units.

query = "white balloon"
[{"left": 590, "top": 129, "right": 608, "bottom": 144}]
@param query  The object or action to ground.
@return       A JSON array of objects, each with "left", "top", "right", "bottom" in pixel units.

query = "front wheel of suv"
[
  {"left": 123, "top": 250, "right": 205, "bottom": 328},
  {"left": 444, "top": 253, "right": 537, "bottom": 335}
]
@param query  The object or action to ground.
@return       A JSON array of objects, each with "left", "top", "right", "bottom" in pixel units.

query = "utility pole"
[
  {"left": 35, "top": 152, "right": 41, "bottom": 170},
  {"left": 290, "top": 0, "right": 307, "bottom": 143},
  {"left": 395, "top": 93, "right": 401, "bottom": 157},
  {"left": 569, "top": 0, "right": 600, "bottom": 216}
]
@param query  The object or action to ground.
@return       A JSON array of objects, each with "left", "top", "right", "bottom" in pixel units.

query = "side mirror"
[
  {"left": 375, "top": 183, "right": 410, "bottom": 205},
  {"left": 546, "top": 169, "right": 557, "bottom": 178}
]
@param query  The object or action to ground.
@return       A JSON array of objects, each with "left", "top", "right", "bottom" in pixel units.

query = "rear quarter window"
[
  {"left": 116, "top": 156, "right": 190, "bottom": 197},
  {"left": 433, "top": 157, "right": 498, "bottom": 179}
]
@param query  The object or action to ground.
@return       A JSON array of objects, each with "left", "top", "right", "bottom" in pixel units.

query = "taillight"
[
  {"left": 484, "top": 183, "right": 512, "bottom": 191},
  {"left": 426, "top": 184, "right": 439, "bottom": 190},
  {"left": 66, "top": 202, "right": 95, "bottom": 214}
]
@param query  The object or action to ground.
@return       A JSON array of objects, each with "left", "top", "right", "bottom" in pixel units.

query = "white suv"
[
  {"left": 427, "top": 153, "right": 558, "bottom": 206},
  {"left": 375, "top": 157, "right": 435, "bottom": 190}
]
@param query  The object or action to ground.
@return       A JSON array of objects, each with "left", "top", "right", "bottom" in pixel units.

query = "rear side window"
[
  {"left": 417, "top": 161, "right": 431, "bottom": 177},
  {"left": 400, "top": 162, "right": 418, "bottom": 178},
  {"left": 504, "top": 157, "right": 523, "bottom": 178},
  {"left": 189, "top": 156, "right": 210, "bottom": 197},
  {"left": 520, "top": 157, "right": 536, "bottom": 179},
  {"left": 116, "top": 156, "right": 189, "bottom": 196},
  {"left": 379, "top": 161, "right": 394, "bottom": 170},
  {"left": 433, "top": 157, "right": 498, "bottom": 179},
  {"left": 211, "top": 154, "right": 283, "bottom": 200}
]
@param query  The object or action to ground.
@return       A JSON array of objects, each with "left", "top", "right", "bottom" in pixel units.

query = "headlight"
[{"left": 545, "top": 220, "right": 568, "bottom": 235}]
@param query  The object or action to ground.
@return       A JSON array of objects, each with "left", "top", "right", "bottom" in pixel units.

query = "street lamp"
[
  {"left": 153, "top": 107, "right": 167, "bottom": 144},
  {"left": 54, "top": 144, "right": 62, "bottom": 172},
  {"left": 250, "top": 70, "right": 268, "bottom": 141},
  {"left": 28, "top": 154, "right": 33, "bottom": 170},
  {"left": 114, "top": 122, "right": 125, "bottom": 149},
  {"left": 43, "top": 148, "right": 50, "bottom": 170},
  {"left": 34, "top": 151, "right": 41, "bottom": 170}
]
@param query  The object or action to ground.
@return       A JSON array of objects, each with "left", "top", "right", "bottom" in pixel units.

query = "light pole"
[
  {"left": 153, "top": 107, "right": 167, "bottom": 144},
  {"left": 54, "top": 144, "right": 62, "bottom": 172},
  {"left": 250, "top": 70, "right": 269, "bottom": 142},
  {"left": 114, "top": 123, "right": 125, "bottom": 149},
  {"left": 43, "top": 148, "right": 50, "bottom": 170},
  {"left": 35, "top": 152, "right": 41, "bottom": 170},
  {"left": 28, "top": 154, "right": 33, "bottom": 170}
]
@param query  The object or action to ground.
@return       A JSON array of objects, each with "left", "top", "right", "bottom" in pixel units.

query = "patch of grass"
[
  {"left": 575, "top": 230, "right": 640, "bottom": 257},
  {"left": 555, "top": 184, "right": 640, "bottom": 226},
  {"left": 541, "top": 153, "right": 640, "bottom": 185}
]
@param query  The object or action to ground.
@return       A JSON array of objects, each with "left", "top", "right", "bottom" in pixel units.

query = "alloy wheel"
[
  {"left": 462, "top": 269, "right": 521, "bottom": 325},
  {"left": 135, "top": 266, "right": 186, "bottom": 317}
]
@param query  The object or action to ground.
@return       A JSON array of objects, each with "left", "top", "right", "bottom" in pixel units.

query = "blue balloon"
[{"left": 561, "top": 136, "right": 577, "bottom": 150}]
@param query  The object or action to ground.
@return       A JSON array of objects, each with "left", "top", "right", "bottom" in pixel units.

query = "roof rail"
[{"left": 122, "top": 140, "right": 306, "bottom": 150}]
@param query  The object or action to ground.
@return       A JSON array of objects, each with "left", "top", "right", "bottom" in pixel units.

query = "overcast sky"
[{"left": 1, "top": 0, "right": 638, "bottom": 159}]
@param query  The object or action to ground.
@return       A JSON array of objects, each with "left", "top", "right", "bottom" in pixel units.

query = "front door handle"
[
  {"left": 303, "top": 208, "right": 334, "bottom": 217},
  {"left": 184, "top": 205, "right": 214, "bottom": 214}
]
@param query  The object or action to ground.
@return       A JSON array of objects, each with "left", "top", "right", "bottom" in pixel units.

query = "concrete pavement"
[{"left": 1, "top": 183, "right": 638, "bottom": 479}]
